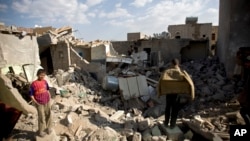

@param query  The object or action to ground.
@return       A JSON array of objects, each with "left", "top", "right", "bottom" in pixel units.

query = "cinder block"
[{"left": 165, "top": 126, "right": 184, "bottom": 141}]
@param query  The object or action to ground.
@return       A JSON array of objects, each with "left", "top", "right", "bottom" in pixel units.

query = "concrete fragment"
[
  {"left": 124, "top": 119, "right": 137, "bottom": 130},
  {"left": 222, "top": 84, "right": 234, "bottom": 91},
  {"left": 143, "top": 105, "right": 164, "bottom": 118},
  {"left": 36, "top": 129, "right": 59, "bottom": 141},
  {"left": 120, "top": 136, "right": 127, "bottom": 141},
  {"left": 110, "top": 110, "right": 124, "bottom": 122},
  {"left": 89, "top": 126, "right": 119, "bottom": 141},
  {"left": 138, "top": 118, "right": 151, "bottom": 131},
  {"left": 165, "top": 126, "right": 184, "bottom": 141},
  {"left": 0, "top": 75, "right": 37, "bottom": 115},
  {"left": 121, "top": 128, "right": 134, "bottom": 137},
  {"left": 51, "top": 104, "right": 60, "bottom": 111},
  {"left": 151, "top": 136, "right": 160, "bottom": 141},
  {"left": 94, "top": 109, "right": 110, "bottom": 123},
  {"left": 142, "top": 129, "right": 152, "bottom": 141},
  {"left": 132, "top": 132, "right": 142, "bottom": 141},
  {"left": 151, "top": 125, "right": 161, "bottom": 136}
]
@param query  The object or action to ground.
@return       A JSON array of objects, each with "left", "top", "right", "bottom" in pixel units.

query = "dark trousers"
[
  {"left": 165, "top": 94, "right": 181, "bottom": 127},
  {"left": 240, "top": 107, "right": 250, "bottom": 125}
]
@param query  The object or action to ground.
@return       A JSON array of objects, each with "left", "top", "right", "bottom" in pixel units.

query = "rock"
[
  {"left": 124, "top": 119, "right": 137, "bottom": 130},
  {"left": 201, "top": 86, "right": 212, "bottom": 96},
  {"left": 94, "top": 111, "right": 110, "bottom": 123},
  {"left": 222, "top": 84, "right": 234, "bottom": 91},
  {"left": 143, "top": 105, "right": 164, "bottom": 118},
  {"left": 151, "top": 136, "right": 160, "bottom": 141},
  {"left": 142, "top": 129, "right": 152, "bottom": 141},
  {"left": 65, "top": 112, "right": 78, "bottom": 126},
  {"left": 121, "top": 128, "right": 134, "bottom": 137},
  {"left": 89, "top": 126, "right": 119, "bottom": 141},
  {"left": 212, "top": 91, "right": 225, "bottom": 100},
  {"left": 138, "top": 118, "right": 151, "bottom": 131},
  {"left": 51, "top": 104, "right": 60, "bottom": 111},
  {"left": 151, "top": 125, "right": 161, "bottom": 136},
  {"left": 120, "top": 136, "right": 127, "bottom": 141},
  {"left": 110, "top": 110, "right": 125, "bottom": 122},
  {"left": 132, "top": 132, "right": 142, "bottom": 141}
]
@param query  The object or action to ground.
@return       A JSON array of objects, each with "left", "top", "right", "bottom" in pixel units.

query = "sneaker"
[
  {"left": 164, "top": 121, "right": 169, "bottom": 127},
  {"left": 39, "top": 132, "right": 46, "bottom": 137},
  {"left": 170, "top": 124, "right": 175, "bottom": 129}
]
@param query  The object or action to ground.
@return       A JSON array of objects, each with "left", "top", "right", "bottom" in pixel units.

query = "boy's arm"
[{"left": 29, "top": 86, "right": 40, "bottom": 105}]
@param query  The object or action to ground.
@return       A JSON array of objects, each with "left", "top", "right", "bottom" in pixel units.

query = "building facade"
[{"left": 168, "top": 17, "right": 218, "bottom": 49}]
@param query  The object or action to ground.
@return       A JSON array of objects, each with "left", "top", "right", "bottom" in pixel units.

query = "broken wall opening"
[
  {"left": 40, "top": 47, "right": 54, "bottom": 74},
  {"left": 180, "top": 40, "right": 209, "bottom": 62}
]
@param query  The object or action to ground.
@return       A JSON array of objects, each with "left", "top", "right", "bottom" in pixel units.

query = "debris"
[{"left": 110, "top": 110, "right": 125, "bottom": 122}]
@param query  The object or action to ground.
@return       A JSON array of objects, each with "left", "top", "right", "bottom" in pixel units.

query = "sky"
[{"left": 0, "top": 0, "right": 219, "bottom": 41}]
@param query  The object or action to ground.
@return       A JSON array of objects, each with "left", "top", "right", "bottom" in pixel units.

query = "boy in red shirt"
[{"left": 30, "top": 69, "right": 52, "bottom": 137}]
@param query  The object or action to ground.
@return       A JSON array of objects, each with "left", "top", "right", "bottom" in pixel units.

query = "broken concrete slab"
[
  {"left": 88, "top": 126, "right": 119, "bottom": 141},
  {"left": 131, "top": 132, "right": 142, "bottom": 141},
  {"left": 142, "top": 129, "right": 152, "bottom": 141},
  {"left": 110, "top": 110, "right": 124, "bottom": 122},
  {"left": 36, "top": 129, "right": 59, "bottom": 141},
  {"left": 0, "top": 75, "right": 37, "bottom": 115},
  {"left": 151, "top": 125, "right": 161, "bottom": 136},
  {"left": 118, "top": 75, "right": 148, "bottom": 100},
  {"left": 165, "top": 126, "right": 184, "bottom": 141},
  {"left": 138, "top": 118, "right": 151, "bottom": 131}
]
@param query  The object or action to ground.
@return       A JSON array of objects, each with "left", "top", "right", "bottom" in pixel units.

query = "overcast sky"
[{"left": 0, "top": 0, "right": 219, "bottom": 41}]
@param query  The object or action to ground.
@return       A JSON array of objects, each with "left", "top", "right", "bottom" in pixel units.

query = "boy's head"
[{"left": 36, "top": 69, "right": 46, "bottom": 80}]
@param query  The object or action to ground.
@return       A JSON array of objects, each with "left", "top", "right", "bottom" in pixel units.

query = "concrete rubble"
[
  {"left": 2, "top": 55, "right": 243, "bottom": 141},
  {"left": 0, "top": 25, "right": 245, "bottom": 141}
]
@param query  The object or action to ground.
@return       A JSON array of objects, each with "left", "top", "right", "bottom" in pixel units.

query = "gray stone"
[
  {"left": 165, "top": 126, "right": 184, "bottom": 141},
  {"left": 143, "top": 105, "right": 164, "bottom": 118},
  {"left": 216, "top": 73, "right": 225, "bottom": 81},
  {"left": 151, "top": 125, "right": 161, "bottom": 136},
  {"left": 142, "top": 129, "right": 152, "bottom": 141},
  {"left": 120, "top": 136, "right": 127, "bottom": 141},
  {"left": 212, "top": 91, "right": 225, "bottom": 100},
  {"left": 132, "top": 132, "right": 142, "bottom": 141},
  {"left": 222, "top": 84, "right": 234, "bottom": 91},
  {"left": 138, "top": 118, "right": 151, "bottom": 131},
  {"left": 124, "top": 119, "right": 137, "bottom": 130},
  {"left": 110, "top": 110, "right": 124, "bottom": 122},
  {"left": 151, "top": 136, "right": 160, "bottom": 141},
  {"left": 201, "top": 86, "right": 212, "bottom": 95},
  {"left": 51, "top": 104, "right": 60, "bottom": 111}
]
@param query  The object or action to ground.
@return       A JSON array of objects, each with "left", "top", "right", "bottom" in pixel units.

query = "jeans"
[
  {"left": 165, "top": 94, "right": 181, "bottom": 127},
  {"left": 36, "top": 101, "right": 52, "bottom": 134},
  {"left": 240, "top": 107, "right": 250, "bottom": 125}
]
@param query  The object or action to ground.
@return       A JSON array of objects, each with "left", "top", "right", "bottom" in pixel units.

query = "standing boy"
[{"left": 30, "top": 69, "right": 52, "bottom": 137}]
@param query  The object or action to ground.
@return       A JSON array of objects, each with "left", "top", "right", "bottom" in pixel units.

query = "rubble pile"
[{"left": 9, "top": 57, "right": 244, "bottom": 141}]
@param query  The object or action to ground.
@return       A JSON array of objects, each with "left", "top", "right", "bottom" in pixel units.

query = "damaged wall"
[
  {"left": 180, "top": 40, "right": 209, "bottom": 61},
  {"left": 0, "top": 33, "right": 40, "bottom": 67},
  {"left": 218, "top": 0, "right": 250, "bottom": 77},
  {"left": 50, "top": 42, "right": 71, "bottom": 71},
  {"left": 0, "top": 33, "right": 41, "bottom": 81},
  {"left": 112, "top": 39, "right": 208, "bottom": 63},
  {"left": 0, "top": 75, "right": 36, "bottom": 115},
  {"left": 111, "top": 41, "right": 135, "bottom": 55}
]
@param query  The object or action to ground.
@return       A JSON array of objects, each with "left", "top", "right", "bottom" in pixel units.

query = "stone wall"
[
  {"left": 112, "top": 39, "right": 205, "bottom": 63},
  {"left": 111, "top": 41, "right": 135, "bottom": 55},
  {"left": 50, "top": 42, "right": 70, "bottom": 71}
]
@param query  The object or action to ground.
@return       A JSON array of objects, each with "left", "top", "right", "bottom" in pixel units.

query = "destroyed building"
[{"left": 1, "top": 0, "right": 250, "bottom": 140}]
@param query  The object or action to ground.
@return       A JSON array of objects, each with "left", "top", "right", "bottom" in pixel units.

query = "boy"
[{"left": 30, "top": 69, "right": 52, "bottom": 137}]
